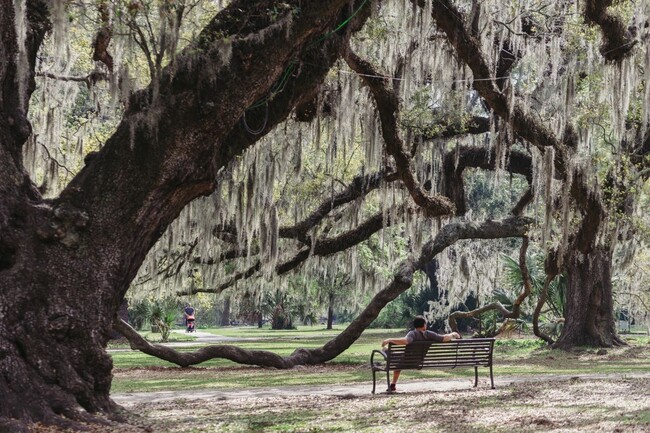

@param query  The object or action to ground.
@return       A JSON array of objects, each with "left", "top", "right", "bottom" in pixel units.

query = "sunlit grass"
[{"left": 109, "top": 328, "right": 650, "bottom": 394}]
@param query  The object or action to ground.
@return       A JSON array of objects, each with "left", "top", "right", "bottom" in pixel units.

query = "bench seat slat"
[
  {"left": 389, "top": 354, "right": 491, "bottom": 364},
  {"left": 389, "top": 358, "right": 490, "bottom": 370},
  {"left": 370, "top": 338, "right": 496, "bottom": 393},
  {"left": 388, "top": 346, "right": 492, "bottom": 355}
]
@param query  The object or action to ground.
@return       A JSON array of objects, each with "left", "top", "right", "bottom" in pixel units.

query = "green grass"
[
  {"left": 109, "top": 328, "right": 650, "bottom": 394},
  {"left": 199, "top": 324, "right": 365, "bottom": 337},
  {"left": 108, "top": 330, "right": 197, "bottom": 349},
  {"left": 111, "top": 326, "right": 403, "bottom": 368}
]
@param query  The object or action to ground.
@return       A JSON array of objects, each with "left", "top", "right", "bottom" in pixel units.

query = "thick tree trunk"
[
  {"left": 0, "top": 1, "right": 367, "bottom": 429},
  {"left": 554, "top": 246, "right": 624, "bottom": 348}
]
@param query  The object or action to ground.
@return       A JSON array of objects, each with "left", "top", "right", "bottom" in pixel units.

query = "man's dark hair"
[{"left": 413, "top": 316, "right": 426, "bottom": 329}]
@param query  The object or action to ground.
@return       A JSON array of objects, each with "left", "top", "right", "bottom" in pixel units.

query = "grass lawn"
[
  {"left": 109, "top": 326, "right": 650, "bottom": 394},
  {"left": 30, "top": 330, "right": 650, "bottom": 432}
]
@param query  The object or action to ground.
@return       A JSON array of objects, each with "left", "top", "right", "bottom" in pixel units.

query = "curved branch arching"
[
  {"left": 533, "top": 273, "right": 557, "bottom": 345},
  {"left": 583, "top": 0, "right": 637, "bottom": 62},
  {"left": 123, "top": 217, "right": 532, "bottom": 368}
]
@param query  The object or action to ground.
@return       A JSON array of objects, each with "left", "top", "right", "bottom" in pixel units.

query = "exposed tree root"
[{"left": 120, "top": 217, "right": 531, "bottom": 367}]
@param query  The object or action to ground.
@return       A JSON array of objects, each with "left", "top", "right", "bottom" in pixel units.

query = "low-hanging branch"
[
  {"left": 447, "top": 236, "right": 533, "bottom": 334},
  {"left": 121, "top": 216, "right": 532, "bottom": 368},
  {"left": 442, "top": 145, "right": 533, "bottom": 216},
  {"left": 343, "top": 46, "right": 455, "bottom": 218}
]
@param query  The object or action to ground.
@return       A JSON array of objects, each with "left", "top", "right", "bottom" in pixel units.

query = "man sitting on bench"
[{"left": 381, "top": 316, "right": 461, "bottom": 392}]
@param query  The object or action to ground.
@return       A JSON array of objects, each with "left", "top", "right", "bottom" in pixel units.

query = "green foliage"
[
  {"left": 540, "top": 318, "right": 565, "bottom": 338},
  {"left": 371, "top": 299, "right": 412, "bottom": 329},
  {"left": 464, "top": 169, "right": 529, "bottom": 219},
  {"left": 500, "top": 252, "right": 567, "bottom": 321},
  {"left": 264, "top": 290, "right": 296, "bottom": 330},
  {"left": 369, "top": 285, "right": 435, "bottom": 329},
  {"left": 128, "top": 299, "right": 152, "bottom": 331},
  {"left": 494, "top": 338, "right": 545, "bottom": 350},
  {"left": 474, "top": 310, "right": 500, "bottom": 338},
  {"left": 149, "top": 297, "right": 180, "bottom": 342}
]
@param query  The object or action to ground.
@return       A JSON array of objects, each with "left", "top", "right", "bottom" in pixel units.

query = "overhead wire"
[
  {"left": 240, "top": 0, "right": 641, "bottom": 134},
  {"left": 241, "top": 0, "right": 370, "bottom": 135}
]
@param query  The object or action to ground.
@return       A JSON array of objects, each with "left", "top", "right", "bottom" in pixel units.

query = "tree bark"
[
  {"left": 221, "top": 297, "right": 231, "bottom": 327},
  {"left": 0, "top": 0, "right": 369, "bottom": 429},
  {"left": 554, "top": 246, "right": 625, "bottom": 348},
  {"left": 327, "top": 292, "right": 335, "bottom": 330}
]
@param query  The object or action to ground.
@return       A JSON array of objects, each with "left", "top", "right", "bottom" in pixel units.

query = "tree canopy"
[{"left": 0, "top": 0, "right": 649, "bottom": 430}]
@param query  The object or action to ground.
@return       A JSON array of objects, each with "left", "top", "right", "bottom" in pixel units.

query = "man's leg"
[{"left": 389, "top": 370, "right": 401, "bottom": 391}]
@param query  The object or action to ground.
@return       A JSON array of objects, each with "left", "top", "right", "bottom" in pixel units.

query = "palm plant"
[
  {"left": 501, "top": 252, "right": 567, "bottom": 330},
  {"left": 128, "top": 299, "right": 152, "bottom": 331},
  {"left": 264, "top": 290, "right": 296, "bottom": 330},
  {"left": 150, "top": 298, "right": 179, "bottom": 342}
]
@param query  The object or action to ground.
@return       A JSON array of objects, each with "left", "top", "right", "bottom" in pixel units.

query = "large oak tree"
[{"left": 1, "top": 0, "right": 647, "bottom": 430}]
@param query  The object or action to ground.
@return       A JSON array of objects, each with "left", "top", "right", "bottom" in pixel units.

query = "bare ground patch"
[
  {"left": 128, "top": 376, "right": 650, "bottom": 433},
  {"left": 30, "top": 376, "right": 650, "bottom": 432},
  {"left": 29, "top": 343, "right": 650, "bottom": 432}
]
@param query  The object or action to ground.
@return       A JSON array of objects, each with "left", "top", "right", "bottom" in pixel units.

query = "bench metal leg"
[
  {"left": 474, "top": 366, "right": 478, "bottom": 387},
  {"left": 372, "top": 370, "right": 376, "bottom": 394},
  {"left": 386, "top": 370, "right": 391, "bottom": 392},
  {"left": 489, "top": 364, "right": 495, "bottom": 389}
]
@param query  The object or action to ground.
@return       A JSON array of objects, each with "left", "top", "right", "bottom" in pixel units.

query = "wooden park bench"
[{"left": 370, "top": 338, "right": 496, "bottom": 394}]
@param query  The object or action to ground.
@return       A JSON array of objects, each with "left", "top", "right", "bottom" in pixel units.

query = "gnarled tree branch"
[
  {"left": 442, "top": 146, "right": 533, "bottom": 215},
  {"left": 123, "top": 216, "right": 532, "bottom": 367},
  {"left": 533, "top": 273, "right": 557, "bottom": 344},
  {"left": 583, "top": 0, "right": 637, "bottom": 62},
  {"left": 343, "top": 46, "right": 455, "bottom": 217}
]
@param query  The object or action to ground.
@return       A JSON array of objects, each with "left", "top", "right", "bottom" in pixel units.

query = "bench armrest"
[{"left": 370, "top": 349, "right": 387, "bottom": 367}]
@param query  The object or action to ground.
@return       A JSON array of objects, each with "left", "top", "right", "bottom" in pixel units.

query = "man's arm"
[
  {"left": 381, "top": 337, "right": 409, "bottom": 348},
  {"left": 442, "top": 332, "right": 461, "bottom": 342}
]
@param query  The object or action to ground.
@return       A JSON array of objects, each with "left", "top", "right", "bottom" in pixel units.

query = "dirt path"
[
  {"left": 108, "top": 330, "right": 256, "bottom": 351},
  {"left": 103, "top": 371, "right": 650, "bottom": 433},
  {"left": 111, "top": 371, "right": 650, "bottom": 405}
]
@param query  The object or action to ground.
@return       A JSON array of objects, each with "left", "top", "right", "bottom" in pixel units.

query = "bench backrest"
[{"left": 386, "top": 338, "right": 495, "bottom": 370}]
